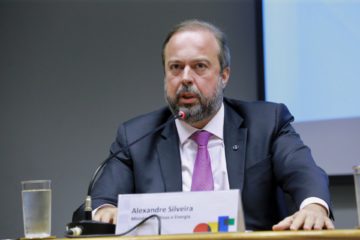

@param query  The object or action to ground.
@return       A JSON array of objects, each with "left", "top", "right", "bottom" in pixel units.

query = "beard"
[{"left": 165, "top": 78, "right": 224, "bottom": 125}]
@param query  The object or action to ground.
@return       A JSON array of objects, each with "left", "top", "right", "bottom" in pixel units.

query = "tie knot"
[{"left": 191, "top": 130, "right": 212, "bottom": 146}]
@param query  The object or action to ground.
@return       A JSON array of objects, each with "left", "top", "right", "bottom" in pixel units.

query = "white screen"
[{"left": 263, "top": 0, "right": 360, "bottom": 175}]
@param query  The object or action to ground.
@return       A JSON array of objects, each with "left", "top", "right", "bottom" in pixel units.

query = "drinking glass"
[{"left": 21, "top": 180, "right": 51, "bottom": 238}]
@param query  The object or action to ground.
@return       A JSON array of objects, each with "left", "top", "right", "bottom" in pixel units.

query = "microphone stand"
[{"left": 66, "top": 111, "right": 186, "bottom": 236}]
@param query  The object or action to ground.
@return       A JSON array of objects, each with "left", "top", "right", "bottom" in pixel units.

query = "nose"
[{"left": 181, "top": 66, "right": 194, "bottom": 85}]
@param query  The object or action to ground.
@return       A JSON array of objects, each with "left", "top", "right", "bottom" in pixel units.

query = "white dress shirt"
[{"left": 175, "top": 103, "right": 229, "bottom": 191}]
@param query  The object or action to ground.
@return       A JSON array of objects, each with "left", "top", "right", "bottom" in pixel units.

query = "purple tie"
[{"left": 191, "top": 130, "right": 214, "bottom": 191}]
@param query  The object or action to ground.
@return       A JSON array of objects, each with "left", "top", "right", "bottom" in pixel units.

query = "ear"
[{"left": 220, "top": 67, "right": 230, "bottom": 88}]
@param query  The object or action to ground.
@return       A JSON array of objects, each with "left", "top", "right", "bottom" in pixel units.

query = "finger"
[
  {"left": 325, "top": 218, "right": 335, "bottom": 230},
  {"left": 302, "top": 214, "right": 315, "bottom": 230},
  {"left": 113, "top": 212, "right": 117, "bottom": 225},
  {"left": 290, "top": 212, "right": 306, "bottom": 230},
  {"left": 93, "top": 212, "right": 101, "bottom": 221},
  {"left": 102, "top": 210, "right": 116, "bottom": 224},
  {"left": 95, "top": 209, "right": 109, "bottom": 223},
  {"left": 313, "top": 216, "right": 325, "bottom": 230},
  {"left": 272, "top": 216, "right": 294, "bottom": 231},
  {"left": 108, "top": 209, "right": 117, "bottom": 224}
]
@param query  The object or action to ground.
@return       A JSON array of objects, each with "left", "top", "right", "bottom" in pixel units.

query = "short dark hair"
[{"left": 161, "top": 19, "right": 231, "bottom": 72}]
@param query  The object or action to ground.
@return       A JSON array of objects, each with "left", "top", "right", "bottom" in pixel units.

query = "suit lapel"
[
  {"left": 224, "top": 104, "right": 247, "bottom": 191},
  {"left": 156, "top": 121, "right": 183, "bottom": 192},
  {"left": 156, "top": 103, "right": 247, "bottom": 192}
]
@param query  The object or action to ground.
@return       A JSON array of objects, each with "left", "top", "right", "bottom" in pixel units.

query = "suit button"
[{"left": 232, "top": 145, "right": 239, "bottom": 151}]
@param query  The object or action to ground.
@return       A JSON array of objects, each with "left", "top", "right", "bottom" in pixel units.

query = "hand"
[
  {"left": 93, "top": 206, "right": 118, "bottom": 224},
  {"left": 272, "top": 203, "right": 335, "bottom": 230}
]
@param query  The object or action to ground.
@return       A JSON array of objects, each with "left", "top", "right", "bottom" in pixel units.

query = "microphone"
[{"left": 66, "top": 111, "right": 186, "bottom": 236}]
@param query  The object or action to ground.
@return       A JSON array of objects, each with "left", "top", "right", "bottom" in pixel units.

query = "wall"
[
  {"left": 330, "top": 176, "right": 358, "bottom": 228},
  {"left": 0, "top": 0, "right": 258, "bottom": 237}
]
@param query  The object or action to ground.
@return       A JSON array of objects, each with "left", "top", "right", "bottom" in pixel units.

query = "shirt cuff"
[
  {"left": 92, "top": 203, "right": 116, "bottom": 218},
  {"left": 299, "top": 197, "right": 329, "bottom": 216}
]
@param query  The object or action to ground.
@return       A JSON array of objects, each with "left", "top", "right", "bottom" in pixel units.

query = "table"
[{"left": 58, "top": 229, "right": 360, "bottom": 240}]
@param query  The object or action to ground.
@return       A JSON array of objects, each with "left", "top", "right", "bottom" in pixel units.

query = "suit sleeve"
[
  {"left": 271, "top": 104, "right": 332, "bottom": 212},
  {"left": 90, "top": 124, "right": 135, "bottom": 209}
]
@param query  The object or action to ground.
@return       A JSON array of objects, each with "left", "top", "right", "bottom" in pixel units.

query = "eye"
[
  {"left": 169, "top": 63, "right": 180, "bottom": 70},
  {"left": 194, "top": 62, "right": 208, "bottom": 74},
  {"left": 169, "top": 63, "right": 183, "bottom": 75},
  {"left": 196, "top": 63, "right": 207, "bottom": 69}
]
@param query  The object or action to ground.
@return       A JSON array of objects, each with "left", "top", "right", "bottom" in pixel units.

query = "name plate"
[{"left": 116, "top": 189, "right": 245, "bottom": 236}]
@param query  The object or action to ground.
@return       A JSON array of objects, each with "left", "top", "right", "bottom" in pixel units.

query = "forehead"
[{"left": 164, "top": 29, "right": 220, "bottom": 61}]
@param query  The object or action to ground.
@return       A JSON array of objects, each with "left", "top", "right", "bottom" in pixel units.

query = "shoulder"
[
  {"left": 225, "top": 97, "right": 285, "bottom": 112},
  {"left": 224, "top": 98, "right": 294, "bottom": 126},
  {"left": 119, "top": 106, "right": 173, "bottom": 133}
]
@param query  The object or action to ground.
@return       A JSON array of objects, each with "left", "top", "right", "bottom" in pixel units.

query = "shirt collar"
[{"left": 175, "top": 103, "right": 224, "bottom": 145}]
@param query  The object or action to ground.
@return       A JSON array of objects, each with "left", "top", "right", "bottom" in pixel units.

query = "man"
[{"left": 85, "top": 20, "right": 334, "bottom": 230}]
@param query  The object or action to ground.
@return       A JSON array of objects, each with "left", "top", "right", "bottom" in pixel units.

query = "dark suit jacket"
[{"left": 79, "top": 98, "right": 331, "bottom": 230}]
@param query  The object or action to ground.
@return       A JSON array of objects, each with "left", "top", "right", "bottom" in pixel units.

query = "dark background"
[{"left": 0, "top": 0, "right": 356, "bottom": 238}]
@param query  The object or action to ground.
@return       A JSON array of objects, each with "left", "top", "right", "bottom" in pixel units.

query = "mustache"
[{"left": 176, "top": 85, "right": 201, "bottom": 98}]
